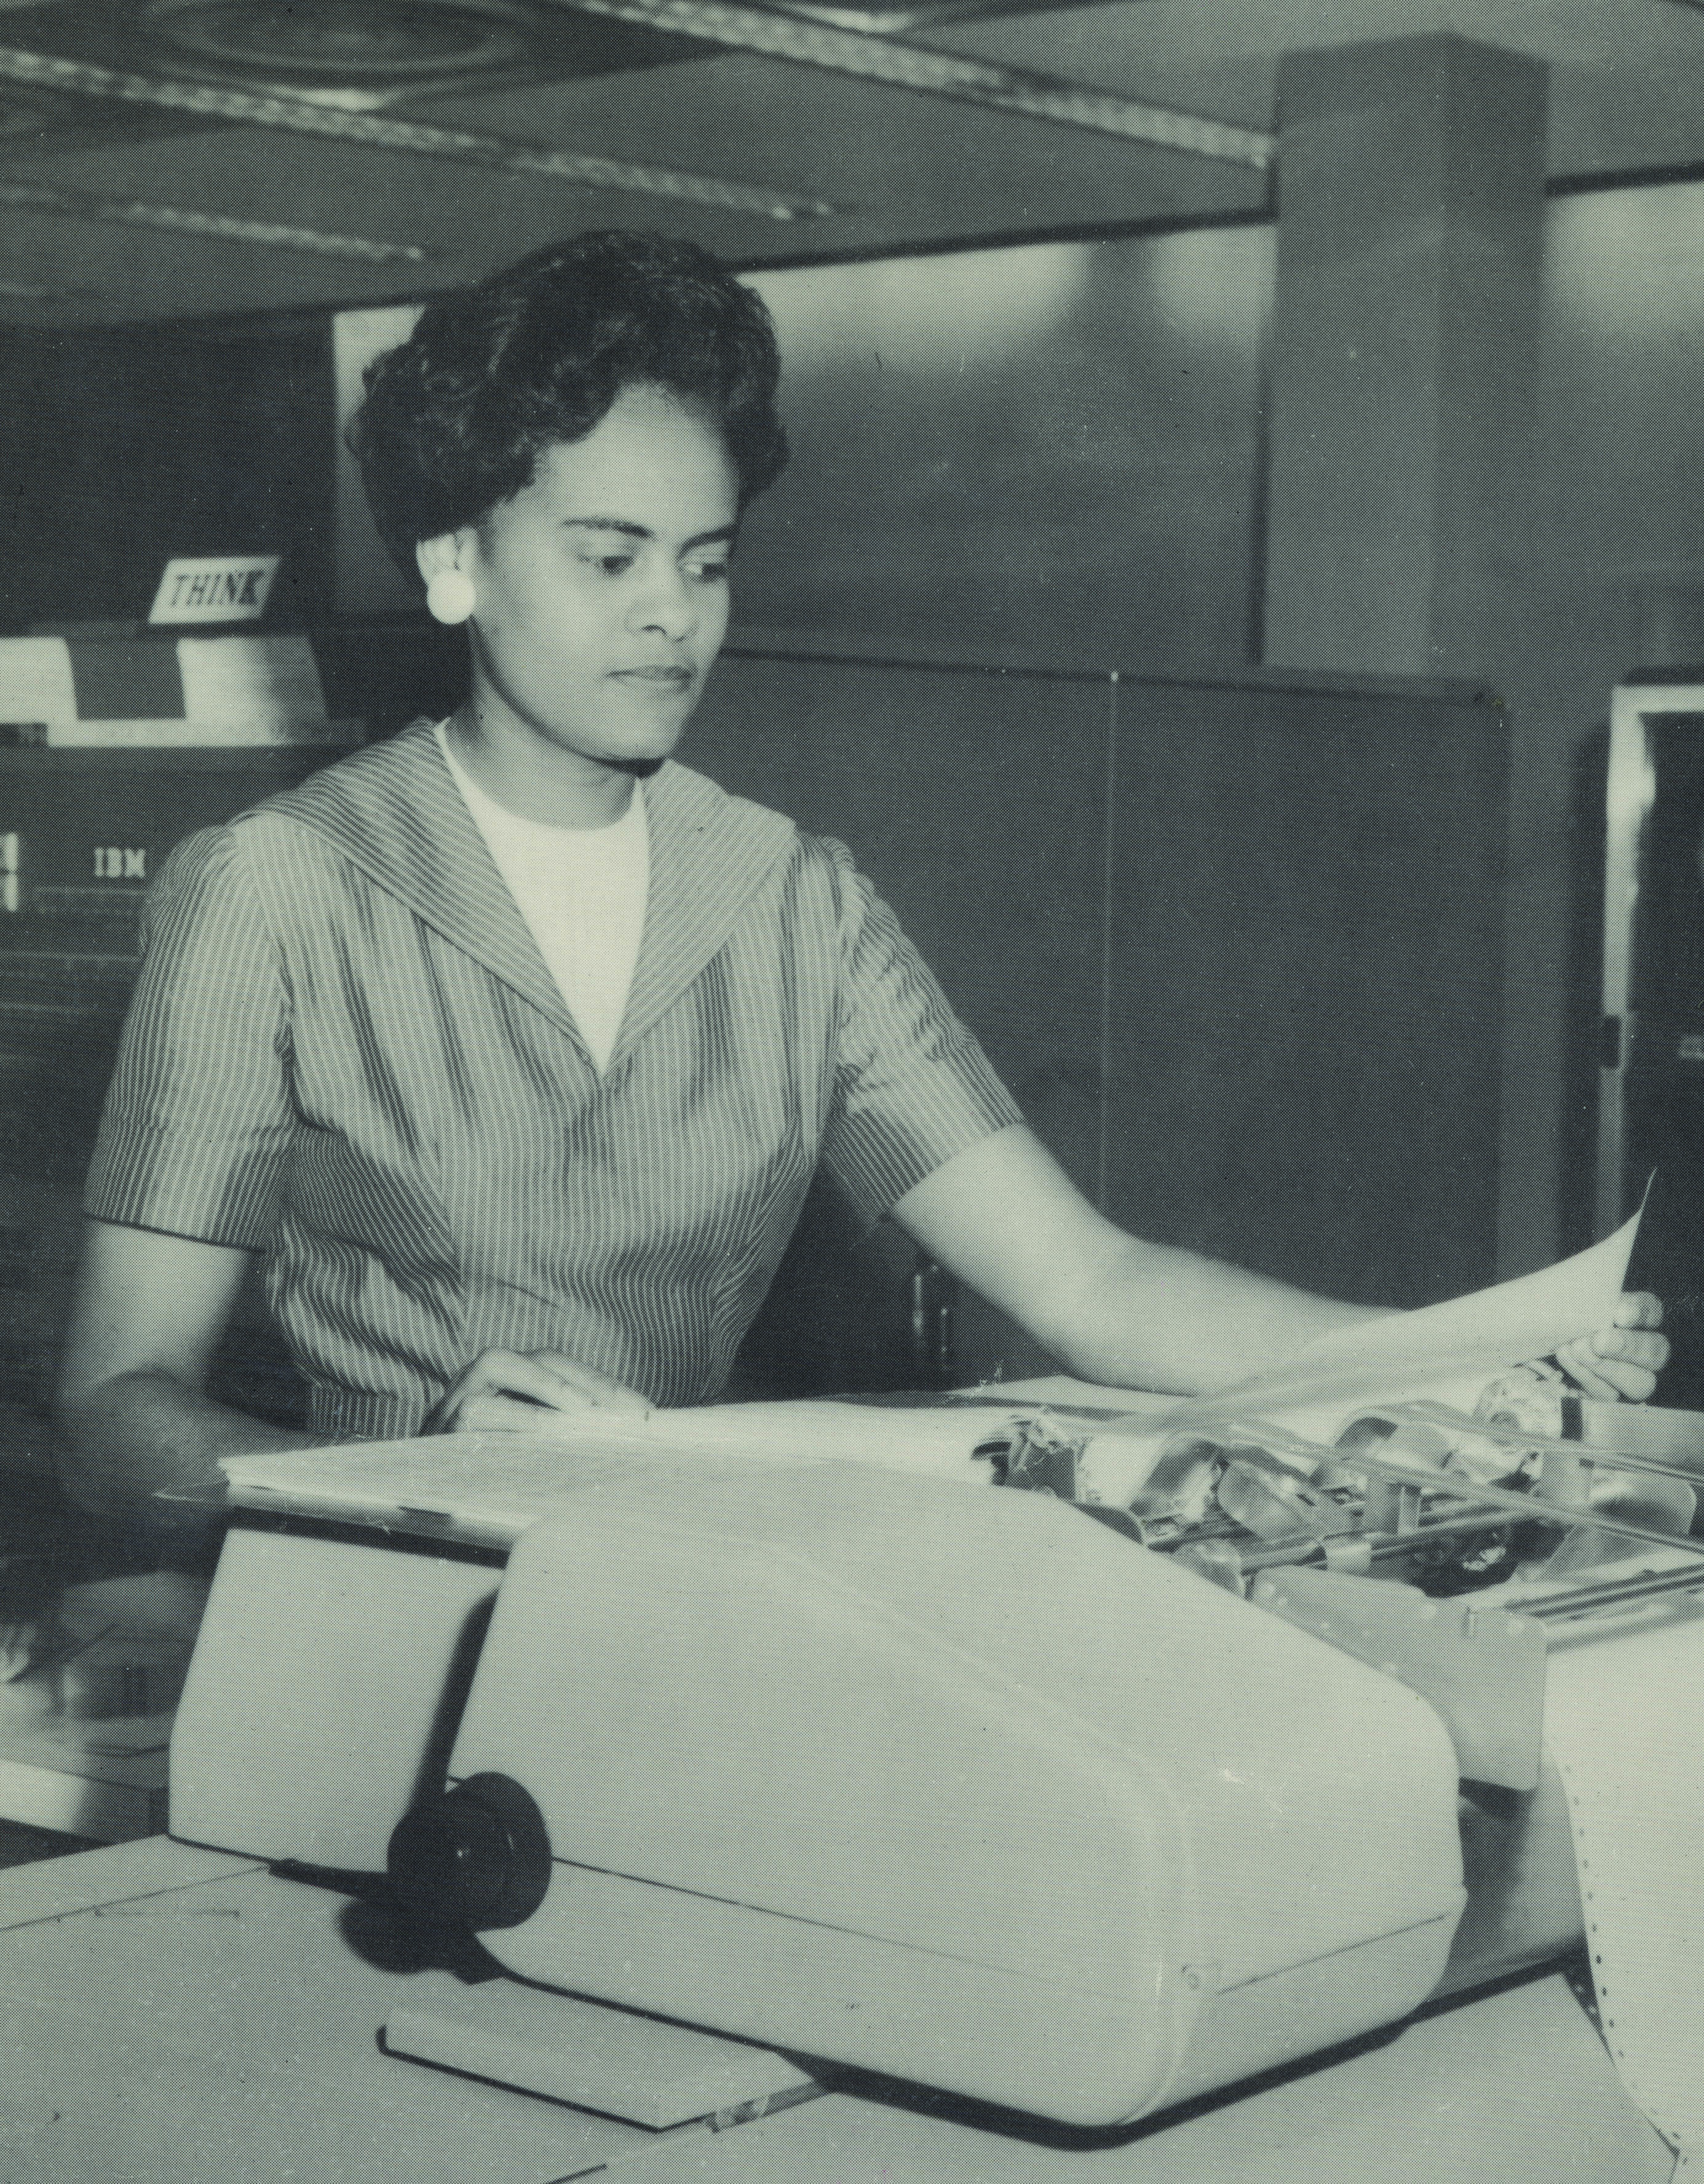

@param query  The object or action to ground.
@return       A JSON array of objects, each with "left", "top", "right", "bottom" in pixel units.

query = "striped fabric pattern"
[{"left": 85, "top": 721, "right": 1020, "bottom": 1440}]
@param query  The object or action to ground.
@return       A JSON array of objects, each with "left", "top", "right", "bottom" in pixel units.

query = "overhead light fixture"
[
  {"left": 766, "top": 0, "right": 1084, "bottom": 26},
  {"left": 143, "top": 0, "right": 540, "bottom": 79},
  {"left": 0, "top": 175, "right": 435, "bottom": 261},
  {"left": 0, "top": 45, "right": 839, "bottom": 220},
  {"left": 129, "top": 0, "right": 692, "bottom": 101},
  {"left": 540, "top": 0, "right": 1274, "bottom": 167}
]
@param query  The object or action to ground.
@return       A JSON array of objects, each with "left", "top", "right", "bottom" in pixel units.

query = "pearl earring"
[{"left": 426, "top": 568, "right": 477, "bottom": 625}]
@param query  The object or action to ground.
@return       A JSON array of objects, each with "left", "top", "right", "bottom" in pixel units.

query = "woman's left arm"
[{"left": 892, "top": 1124, "right": 1668, "bottom": 1400}]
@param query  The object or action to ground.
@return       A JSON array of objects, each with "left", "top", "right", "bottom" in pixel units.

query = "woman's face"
[{"left": 434, "top": 383, "right": 740, "bottom": 777}]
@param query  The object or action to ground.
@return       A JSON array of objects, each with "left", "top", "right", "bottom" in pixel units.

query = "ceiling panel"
[
  {"left": 934, "top": 0, "right": 1704, "bottom": 175},
  {"left": 0, "top": 48, "right": 1269, "bottom": 324},
  {"left": 0, "top": 0, "right": 1702, "bottom": 325},
  {"left": 414, "top": 51, "right": 1268, "bottom": 245}
]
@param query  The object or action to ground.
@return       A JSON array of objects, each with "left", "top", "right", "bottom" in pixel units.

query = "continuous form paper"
[
  {"left": 1544, "top": 1605, "right": 1704, "bottom": 2178},
  {"left": 1112, "top": 1197, "right": 1699, "bottom": 2173}
]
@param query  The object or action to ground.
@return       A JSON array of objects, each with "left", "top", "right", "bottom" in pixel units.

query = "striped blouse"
[{"left": 84, "top": 721, "right": 1020, "bottom": 1440}]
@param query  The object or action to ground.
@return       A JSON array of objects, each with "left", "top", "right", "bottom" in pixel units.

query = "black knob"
[{"left": 387, "top": 1772, "right": 553, "bottom": 1931}]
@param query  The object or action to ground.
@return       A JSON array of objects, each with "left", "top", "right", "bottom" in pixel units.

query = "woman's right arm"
[
  {"left": 60, "top": 826, "right": 316, "bottom": 1539},
  {"left": 55, "top": 1218, "right": 654, "bottom": 1534},
  {"left": 54, "top": 1218, "right": 325, "bottom": 1533}
]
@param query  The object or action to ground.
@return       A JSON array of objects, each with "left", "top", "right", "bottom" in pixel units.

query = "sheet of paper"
[
  {"left": 0, "top": 637, "right": 76, "bottom": 733},
  {"left": 581, "top": 1398, "right": 1026, "bottom": 1466},
  {"left": 980, "top": 1212, "right": 1646, "bottom": 1507},
  {"left": 220, "top": 1402, "right": 1028, "bottom": 1545},
  {"left": 175, "top": 635, "right": 328, "bottom": 738},
  {"left": 223, "top": 1216, "right": 1646, "bottom": 1541},
  {"left": 1145, "top": 1205, "right": 1645, "bottom": 1442},
  {"left": 952, "top": 1378, "right": 1179, "bottom": 1423},
  {"left": 222, "top": 1434, "right": 653, "bottom": 1545}
]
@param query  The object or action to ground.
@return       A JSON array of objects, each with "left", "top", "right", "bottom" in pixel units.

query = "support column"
[{"left": 1261, "top": 35, "right": 1547, "bottom": 679}]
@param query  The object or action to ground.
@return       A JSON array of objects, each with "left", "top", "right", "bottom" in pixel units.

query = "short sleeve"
[
  {"left": 84, "top": 825, "right": 295, "bottom": 1250},
  {"left": 814, "top": 838, "right": 1022, "bottom": 1224}
]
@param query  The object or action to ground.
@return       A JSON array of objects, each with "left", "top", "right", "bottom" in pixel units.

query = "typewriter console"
[{"left": 167, "top": 1382, "right": 1704, "bottom": 2132}]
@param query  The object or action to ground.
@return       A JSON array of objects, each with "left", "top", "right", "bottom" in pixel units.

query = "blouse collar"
[{"left": 255, "top": 718, "right": 798, "bottom": 1065}]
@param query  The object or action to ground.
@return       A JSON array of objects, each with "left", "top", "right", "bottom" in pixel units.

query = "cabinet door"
[
  {"left": 1103, "top": 678, "right": 1508, "bottom": 1308},
  {"left": 1598, "top": 690, "right": 1704, "bottom": 1405}
]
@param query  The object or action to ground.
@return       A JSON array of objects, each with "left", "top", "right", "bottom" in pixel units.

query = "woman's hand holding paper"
[{"left": 1555, "top": 1292, "right": 1668, "bottom": 1403}]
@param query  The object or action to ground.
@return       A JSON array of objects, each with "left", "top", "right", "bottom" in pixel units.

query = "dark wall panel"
[
  {"left": 684, "top": 650, "right": 1110, "bottom": 1391},
  {"left": 1103, "top": 679, "right": 1508, "bottom": 1308},
  {"left": 686, "top": 651, "right": 1111, "bottom": 1197},
  {"left": 0, "top": 325, "right": 333, "bottom": 634}
]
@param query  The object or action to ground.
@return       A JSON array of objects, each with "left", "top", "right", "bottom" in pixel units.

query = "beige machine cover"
[{"left": 445, "top": 1460, "right": 1465, "bottom": 2125}]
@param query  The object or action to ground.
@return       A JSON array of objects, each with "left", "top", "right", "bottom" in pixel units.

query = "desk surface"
[
  {"left": 0, "top": 1573, "right": 206, "bottom": 1844},
  {"left": 0, "top": 1839, "right": 642, "bottom": 2184},
  {"left": 0, "top": 1838, "right": 1675, "bottom": 2184}
]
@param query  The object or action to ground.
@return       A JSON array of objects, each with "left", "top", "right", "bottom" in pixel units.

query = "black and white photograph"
[{"left": 0, "top": 3, "right": 1702, "bottom": 2178}]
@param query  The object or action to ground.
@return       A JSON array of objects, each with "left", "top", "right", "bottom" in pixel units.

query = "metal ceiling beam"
[
  {"left": 0, "top": 176, "right": 434, "bottom": 261},
  {"left": 541, "top": 0, "right": 1274, "bottom": 167},
  {"left": 0, "top": 46, "right": 839, "bottom": 221}
]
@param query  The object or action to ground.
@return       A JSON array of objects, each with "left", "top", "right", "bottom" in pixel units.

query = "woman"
[{"left": 54, "top": 231, "right": 1665, "bottom": 1528}]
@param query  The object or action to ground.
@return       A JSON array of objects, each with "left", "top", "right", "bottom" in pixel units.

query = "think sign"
[{"left": 149, "top": 555, "right": 281, "bottom": 624}]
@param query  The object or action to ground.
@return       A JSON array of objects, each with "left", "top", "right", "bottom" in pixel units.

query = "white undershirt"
[{"left": 435, "top": 721, "right": 649, "bottom": 1073}]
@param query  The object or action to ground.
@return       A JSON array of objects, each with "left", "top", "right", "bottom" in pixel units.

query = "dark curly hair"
[{"left": 349, "top": 230, "right": 790, "bottom": 583}]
